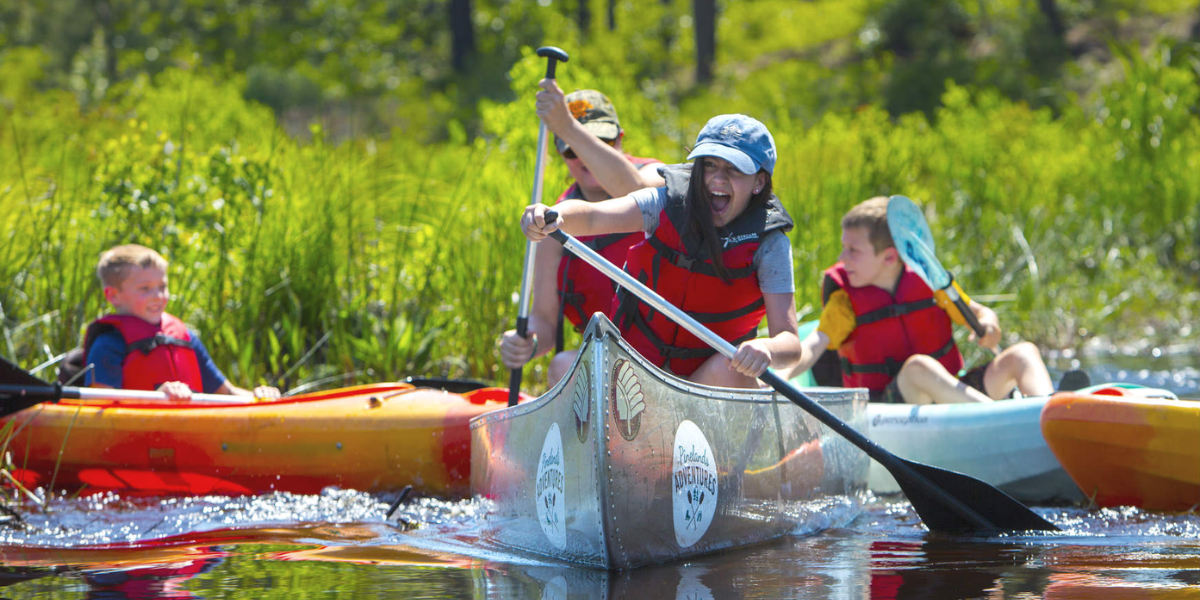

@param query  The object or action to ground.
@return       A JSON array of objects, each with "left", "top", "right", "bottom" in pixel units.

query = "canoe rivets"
[
  {"left": 221, "top": 443, "right": 228, "bottom": 451},
  {"left": 367, "top": 396, "right": 383, "bottom": 408},
  {"left": 336, "top": 442, "right": 342, "bottom": 450}
]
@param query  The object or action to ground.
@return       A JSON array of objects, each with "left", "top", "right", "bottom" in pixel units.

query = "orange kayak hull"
[
  {"left": 1040, "top": 392, "right": 1200, "bottom": 511},
  {"left": 1, "top": 383, "right": 519, "bottom": 497}
]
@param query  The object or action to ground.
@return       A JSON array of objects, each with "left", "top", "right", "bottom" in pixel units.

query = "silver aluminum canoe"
[{"left": 470, "top": 315, "right": 869, "bottom": 569}]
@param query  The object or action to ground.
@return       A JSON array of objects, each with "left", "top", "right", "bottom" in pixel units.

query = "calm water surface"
[{"left": 0, "top": 355, "right": 1196, "bottom": 599}]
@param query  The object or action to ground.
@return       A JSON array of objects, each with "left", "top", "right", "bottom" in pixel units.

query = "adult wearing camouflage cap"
[{"left": 499, "top": 80, "right": 664, "bottom": 385}]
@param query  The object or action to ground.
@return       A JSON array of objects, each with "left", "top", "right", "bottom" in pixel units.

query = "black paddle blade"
[
  {"left": 892, "top": 457, "right": 1060, "bottom": 533},
  {"left": 0, "top": 355, "right": 63, "bottom": 418},
  {"left": 0, "top": 355, "right": 49, "bottom": 387},
  {"left": 759, "top": 370, "right": 1058, "bottom": 534}
]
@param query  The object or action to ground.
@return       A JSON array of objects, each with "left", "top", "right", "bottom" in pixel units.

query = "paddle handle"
[{"left": 509, "top": 47, "right": 571, "bottom": 407}]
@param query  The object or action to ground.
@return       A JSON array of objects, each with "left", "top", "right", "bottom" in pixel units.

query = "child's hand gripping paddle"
[{"left": 886, "top": 196, "right": 998, "bottom": 354}]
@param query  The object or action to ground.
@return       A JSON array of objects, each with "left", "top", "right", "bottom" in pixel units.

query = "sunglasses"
[{"left": 561, "top": 137, "right": 618, "bottom": 160}]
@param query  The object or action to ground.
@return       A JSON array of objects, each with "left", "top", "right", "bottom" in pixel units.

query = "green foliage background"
[{"left": 2, "top": 0, "right": 1197, "bottom": 391}]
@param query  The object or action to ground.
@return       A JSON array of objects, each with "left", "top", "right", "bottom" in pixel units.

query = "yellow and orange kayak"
[
  {"left": 1, "top": 382, "right": 522, "bottom": 497},
  {"left": 1040, "top": 391, "right": 1200, "bottom": 511}
]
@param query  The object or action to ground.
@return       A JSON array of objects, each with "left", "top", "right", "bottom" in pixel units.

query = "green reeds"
[{"left": 0, "top": 46, "right": 1196, "bottom": 394}]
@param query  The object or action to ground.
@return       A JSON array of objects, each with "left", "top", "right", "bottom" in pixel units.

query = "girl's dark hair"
[{"left": 685, "top": 159, "right": 774, "bottom": 284}]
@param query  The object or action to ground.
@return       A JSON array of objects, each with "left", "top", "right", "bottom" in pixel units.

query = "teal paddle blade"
[{"left": 887, "top": 196, "right": 952, "bottom": 290}]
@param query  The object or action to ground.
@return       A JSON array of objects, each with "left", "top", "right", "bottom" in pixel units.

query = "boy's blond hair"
[
  {"left": 841, "top": 196, "right": 894, "bottom": 253},
  {"left": 96, "top": 244, "right": 168, "bottom": 288}
]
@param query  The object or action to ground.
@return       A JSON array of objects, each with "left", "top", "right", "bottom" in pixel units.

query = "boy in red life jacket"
[
  {"left": 499, "top": 85, "right": 664, "bottom": 384},
  {"left": 781, "top": 197, "right": 1053, "bottom": 403},
  {"left": 520, "top": 114, "right": 803, "bottom": 388},
  {"left": 83, "top": 244, "right": 281, "bottom": 402}
]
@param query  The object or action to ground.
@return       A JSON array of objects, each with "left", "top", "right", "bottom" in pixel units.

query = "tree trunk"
[
  {"left": 578, "top": 0, "right": 592, "bottom": 39},
  {"left": 1192, "top": 4, "right": 1200, "bottom": 41},
  {"left": 693, "top": 0, "right": 715, "bottom": 84},
  {"left": 607, "top": 0, "right": 616, "bottom": 31},
  {"left": 96, "top": 0, "right": 118, "bottom": 83},
  {"left": 449, "top": 0, "right": 476, "bottom": 73},
  {"left": 1037, "top": 0, "right": 1065, "bottom": 40}
]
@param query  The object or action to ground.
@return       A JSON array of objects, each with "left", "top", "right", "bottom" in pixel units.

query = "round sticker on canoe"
[
  {"left": 535, "top": 423, "right": 567, "bottom": 550},
  {"left": 672, "top": 420, "right": 718, "bottom": 548}
]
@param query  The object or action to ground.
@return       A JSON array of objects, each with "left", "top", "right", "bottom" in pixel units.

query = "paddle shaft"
[
  {"left": 509, "top": 46, "right": 569, "bottom": 407},
  {"left": 545, "top": 211, "right": 1057, "bottom": 533},
  {"left": 0, "top": 383, "right": 246, "bottom": 404}
]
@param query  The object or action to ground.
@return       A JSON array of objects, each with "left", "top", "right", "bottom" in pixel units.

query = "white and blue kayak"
[
  {"left": 861, "top": 397, "right": 1083, "bottom": 503},
  {"left": 790, "top": 322, "right": 1085, "bottom": 504}
]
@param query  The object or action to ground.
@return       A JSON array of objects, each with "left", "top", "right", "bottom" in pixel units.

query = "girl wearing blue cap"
[{"left": 521, "top": 114, "right": 802, "bottom": 388}]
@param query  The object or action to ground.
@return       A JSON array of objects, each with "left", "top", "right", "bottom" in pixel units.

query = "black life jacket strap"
[
  {"left": 127, "top": 333, "right": 192, "bottom": 356},
  {"left": 614, "top": 283, "right": 759, "bottom": 362},
  {"left": 583, "top": 233, "right": 630, "bottom": 253},
  {"left": 855, "top": 297, "right": 938, "bottom": 327},
  {"left": 840, "top": 339, "right": 956, "bottom": 377},
  {"left": 646, "top": 236, "right": 756, "bottom": 280}
]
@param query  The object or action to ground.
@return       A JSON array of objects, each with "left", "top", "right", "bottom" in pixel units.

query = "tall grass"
[{"left": 1, "top": 45, "right": 1196, "bottom": 392}]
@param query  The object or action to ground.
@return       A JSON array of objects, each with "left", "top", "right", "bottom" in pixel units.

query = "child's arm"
[
  {"left": 522, "top": 197, "right": 643, "bottom": 241},
  {"left": 728, "top": 292, "right": 802, "bottom": 377},
  {"left": 536, "top": 80, "right": 665, "bottom": 195},
  {"left": 778, "top": 329, "right": 832, "bottom": 381}
]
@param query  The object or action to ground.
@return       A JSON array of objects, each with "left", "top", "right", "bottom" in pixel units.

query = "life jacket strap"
[
  {"left": 614, "top": 287, "right": 759, "bottom": 361},
  {"left": 127, "top": 333, "right": 193, "bottom": 356},
  {"left": 840, "top": 339, "right": 956, "bottom": 377},
  {"left": 647, "top": 236, "right": 756, "bottom": 280},
  {"left": 854, "top": 297, "right": 938, "bottom": 327}
]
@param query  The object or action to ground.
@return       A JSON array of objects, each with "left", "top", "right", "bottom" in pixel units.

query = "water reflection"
[{"left": 0, "top": 513, "right": 1198, "bottom": 599}]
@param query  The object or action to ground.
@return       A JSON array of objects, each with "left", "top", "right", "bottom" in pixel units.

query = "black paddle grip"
[{"left": 536, "top": 47, "right": 569, "bottom": 79}]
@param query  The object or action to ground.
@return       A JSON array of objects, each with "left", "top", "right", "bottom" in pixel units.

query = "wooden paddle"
[
  {"left": 0, "top": 355, "right": 245, "bottom": 416},
  {"left": 541, "top": 210, "right": 1059, "bottom": 533},
  {"left": 508, "top": 46, "right": 570, "bottom": 407}
]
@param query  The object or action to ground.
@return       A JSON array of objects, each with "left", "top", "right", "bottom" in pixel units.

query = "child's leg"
[
  {"left": 981, "top": 342, "right": 1053, "bottom": 398},
  {"left": 687, "top": 354, "right": 759, "bottom": 389},
  {"left": 548, "top": 350, "right": 579, "bottom": 387},
  {"left": 894, "top": 355, "right": 994, "bottom": 404}
]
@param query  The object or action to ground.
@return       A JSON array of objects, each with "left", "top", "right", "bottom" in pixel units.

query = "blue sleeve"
[
  {"left": 86, "top": 331, "right": 127, "bottom": 388},
  {"left": 190, "top": 329, "right": 228, "bottom": 394}
]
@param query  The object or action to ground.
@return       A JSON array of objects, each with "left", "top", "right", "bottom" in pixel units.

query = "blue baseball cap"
[{"left": 686, "top": 114, "right": 776, "bottom": 175}]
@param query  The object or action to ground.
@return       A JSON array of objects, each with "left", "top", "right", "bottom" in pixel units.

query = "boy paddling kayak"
[{"left": 782, "top": 197, "right": 1053, "bottom": 403}]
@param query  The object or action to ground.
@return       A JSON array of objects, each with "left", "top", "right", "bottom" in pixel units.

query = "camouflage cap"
[{"left": 555, "top": 89, "right": 622, "bottom": 155}]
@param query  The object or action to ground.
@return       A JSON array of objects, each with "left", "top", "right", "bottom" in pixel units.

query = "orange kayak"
[
  {"left": 1040, "top": 391, "right": 1200, "bottom": 511},
  {"left": 1, "top": 382, "right": 522, "bottom": 497}
]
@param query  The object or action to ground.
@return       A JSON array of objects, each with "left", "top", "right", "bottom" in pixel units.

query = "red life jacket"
[
  {"left": 823, "top": 263, "right": 963, "bottom": 393},
  {"left": 554, "top": 155, "right": 660, "bottom": 350},
  {"left": 82, "top": 312, "right": 204, "bottom": 392},
  {"left": 611, "top": 164, "right": 793, "bottom": 376}
]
